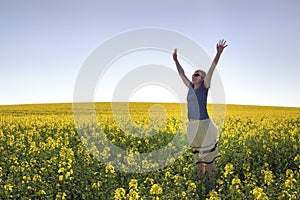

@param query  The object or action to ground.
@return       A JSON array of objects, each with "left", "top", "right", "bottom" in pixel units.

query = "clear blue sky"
[{"left": 1, "top": 0, "right": 299, "bottom": 107}]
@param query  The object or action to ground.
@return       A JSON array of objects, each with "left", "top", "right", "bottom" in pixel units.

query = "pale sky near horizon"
[{"left": 1, "top": 0, "right": 299, "bottom": 107}]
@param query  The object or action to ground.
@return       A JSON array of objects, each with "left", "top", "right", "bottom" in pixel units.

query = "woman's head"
[{"left": 192, "top": 69, "right": 206, "bottom": 84}]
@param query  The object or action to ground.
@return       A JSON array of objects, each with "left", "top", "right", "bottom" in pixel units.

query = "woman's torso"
[{"left": 187, "top": 81, "right": 209, "bottom": 120}]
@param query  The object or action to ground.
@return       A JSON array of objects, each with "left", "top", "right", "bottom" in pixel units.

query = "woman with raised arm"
[{"left": 173, "top": 40, "right": 228, "bottom": 188}]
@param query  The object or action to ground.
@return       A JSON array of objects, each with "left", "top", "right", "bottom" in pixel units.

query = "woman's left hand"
[{"left": 216, "top": 39, "right": 228, "bottom": 54}]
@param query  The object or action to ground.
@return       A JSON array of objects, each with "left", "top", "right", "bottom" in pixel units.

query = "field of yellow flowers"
[{"left": 0, "top": 103, "right": 299, "bottom": 199}]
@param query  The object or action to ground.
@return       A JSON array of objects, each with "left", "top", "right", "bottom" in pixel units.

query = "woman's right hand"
[{"left": 173, "top": 48, "right": 178, "bottom": 61}]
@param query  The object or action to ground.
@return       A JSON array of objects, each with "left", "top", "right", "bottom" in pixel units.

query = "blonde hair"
[{"left": 194, "top": 69, "right": 206, "bottom": 78}]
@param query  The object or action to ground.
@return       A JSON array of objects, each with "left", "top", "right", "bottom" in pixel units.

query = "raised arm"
[
  {"left": 173, "top": 49, "right": 191, "bottom": 87},
  {"left": 204, "top": 39, "right": 228, "bottom": 88}
]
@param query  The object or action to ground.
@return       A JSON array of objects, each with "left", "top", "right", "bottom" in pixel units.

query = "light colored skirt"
[{"left": 187, "top": 118, "right": 220, "bottom": 164}]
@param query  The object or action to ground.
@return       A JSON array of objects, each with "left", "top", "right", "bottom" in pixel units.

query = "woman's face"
[{"left": 192, "top": 72, "right": 203, "bottom": 84}]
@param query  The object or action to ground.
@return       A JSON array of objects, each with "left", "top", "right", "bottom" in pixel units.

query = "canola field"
[{"left": 0, "top": 103, "right": 299, "bottom": 199}]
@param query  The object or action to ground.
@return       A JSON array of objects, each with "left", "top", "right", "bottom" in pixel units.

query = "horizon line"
[{"left": 0, "top": 101, "right": 299, "bottom": 109}]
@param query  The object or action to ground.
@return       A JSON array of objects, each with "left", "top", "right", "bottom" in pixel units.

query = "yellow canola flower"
[
  {"left": 143, "top": 177, "right": 154, "bottom": 185},
  {"left": 4, "top": 184, "right": 13, "bottom": 193},
  {"left": 252, "top": 187, "right": 269, "bottom": 200},
  {"left": 261, "top": 169, "right": 274, "bottom": 186},
  {"left": 206, "top": 190, "right": 221, "bottom": 200},
  {"left": 91, "top": 181, "right": 101, "bottom": 189},
  {"left": 284, "top": 178, "right": 297, "bottom": 189},
  {"left": 294, "top": 154, "right": 300, "bottom": 162},
  {"left": 188, "top": 182, "right": 197, "bottom": 191},
  {"left": 58, "top": 167, "right": 65, "bottom": 173},
  {"left": 23, "top": 175, "right": 31, "bottom": 182},
  {"left": 33, "top": 174, "right": 42, "bottom": 182},
  {"left": 286, "top": 169, "right": 294, "bottom": 178},
  {"left": 231, "top": 176, "right": 241, "bottom": 185},
  {"left": 181, "top": 191, "right": 186, "bottom": 197},
  {"left": 37, "top": 190, "right": 46, "bottom": 195},
  {"left": 165, "top": 171, "right": 171, "bottom": 178},
  {"left": 127, "top": 189, "right": 140, "bottom": 200},
  {"left": 59, "top": 175, "right": 64, "bottom": 181},
  {"left": 129, "top": 179, "right": 138, "bottom": 189},
  {"left": 56, "top": 192, "right": 67, "bottom": 200},
  {"left": 65, "top": 170, "right": 73, "bottom": 179},
  {"left": 105, "top": 164, "right": 115, "bottom": 174},
  {"left": 150, "top": 184, "right": 163, "bottom": 195},
  {"left": 224, "top": 163, "right": 234, "bottom": 178},
  {"left": 114, "top": 188, "right": 126, "bottom": 200}
]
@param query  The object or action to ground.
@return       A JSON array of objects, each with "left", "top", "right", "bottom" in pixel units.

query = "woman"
[{"left": 173, "top": 40, "right": 228, "bottom": 185}]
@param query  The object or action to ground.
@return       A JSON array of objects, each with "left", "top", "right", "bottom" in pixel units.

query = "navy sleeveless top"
[{"left": 187, "top": 81, "right": 209, "bottom": 120}]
